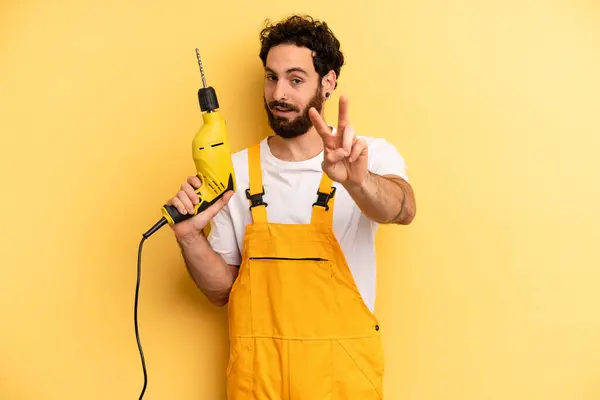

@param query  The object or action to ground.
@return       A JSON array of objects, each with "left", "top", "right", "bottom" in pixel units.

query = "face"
[{"left": 263, "top": 44, "right": 332, "bottom": 139}]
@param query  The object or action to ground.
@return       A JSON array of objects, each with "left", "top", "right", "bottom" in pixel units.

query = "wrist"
[
  {"left": 342, "top": 171, "right": 371, "bottom": 194},
  {"left": 175, "top": 230, "right": 206, "bottom": 247}
]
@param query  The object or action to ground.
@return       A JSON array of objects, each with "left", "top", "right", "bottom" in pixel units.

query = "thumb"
[{"left": 193, "top": 190, "right": 234, "bottom": 224}]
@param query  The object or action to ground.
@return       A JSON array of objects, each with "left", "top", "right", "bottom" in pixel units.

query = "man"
[{"left": 167, "top": 14, "right": 416, "bottom": 399}]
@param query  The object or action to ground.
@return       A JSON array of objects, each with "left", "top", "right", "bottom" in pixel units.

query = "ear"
[{"left": 321, "top": 70, "right": 337, "bottom": 96}]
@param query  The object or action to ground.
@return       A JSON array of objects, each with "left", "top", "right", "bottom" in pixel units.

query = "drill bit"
[{"left": 196, "top": 48, "right": 207, "bottom": 88}]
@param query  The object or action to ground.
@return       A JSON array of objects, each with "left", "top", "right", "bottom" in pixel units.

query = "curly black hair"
[{"left": 259, "top": 15, "right": 345, "bottom": 88}]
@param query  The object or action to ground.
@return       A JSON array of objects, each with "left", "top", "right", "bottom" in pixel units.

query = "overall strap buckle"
[
  {"left": 312, "top": 186, "right": 336, "bottom": 211},
  {"left": 245, "top": 187, "right": 268, "bottom": 209}
]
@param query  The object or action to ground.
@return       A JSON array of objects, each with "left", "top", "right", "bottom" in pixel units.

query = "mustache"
[{"left": 268, "top": 101, "right": 300, "bottom": 112}]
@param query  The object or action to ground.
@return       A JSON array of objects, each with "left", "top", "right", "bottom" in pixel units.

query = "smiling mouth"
[{"left": 272, "top": 107, "right": 297, "bottom": 117}]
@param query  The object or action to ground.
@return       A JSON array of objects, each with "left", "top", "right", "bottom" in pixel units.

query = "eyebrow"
[{"left": 265, "top": 67, "right": 308, "bottom": 76}]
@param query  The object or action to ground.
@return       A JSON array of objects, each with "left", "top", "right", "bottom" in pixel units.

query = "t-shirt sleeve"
[
  {"left": 366, "top": 137, "right": 410, "bottom": 182},
  {"left": 206, "top": 204, "right": 241, "bottom": 266}
]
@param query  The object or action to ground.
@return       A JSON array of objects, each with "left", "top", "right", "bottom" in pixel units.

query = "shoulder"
[
  {"left": 228, "top": 139, "right": 263, "bottom": 182},
  {"left": 230, "top": 145, "right": 250, "bottom": 171},
  {"left": 229, "top": 137, "right": 270, "bottom": 166},
  {"left": 357, "top": 135, "right": 407, "bottom": 164},
  {"left": 357, "top": 135, "right": 410, "bottom": 182},
  {"left": 225, "top": 139, "right": 267, "bottom": 204},
  {"left": 358, "top": 135, "right": 401, "bottom": 151}
]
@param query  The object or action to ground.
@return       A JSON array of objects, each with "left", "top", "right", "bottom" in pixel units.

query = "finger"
[
  {"left": 337, "top": 95, "right": 349, "bottom": 132},
  {"left": 181, "top": 182, "right": 199, "bottom": 205},
  {"left": 187, "top": 175, "right": 202, "bottom": 188},
  {"left": 348, "top": 138, "right": 367, "bottom": 163},
  {"left": 342, "top": 124, "right": 355, "bottom": 155},
  {"left": 324, "top": 147, "right": 347, "bottom": 164},
  {"left": 177, "top": 190, "right": 196, "bottom": 214},
  {"left": 308, "top": 107, "right": 333, "bottom": 141},
  {"left": 170, "top": 197, "right": 188, "bottom": 215}
]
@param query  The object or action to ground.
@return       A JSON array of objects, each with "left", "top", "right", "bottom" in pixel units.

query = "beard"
[{"left": 264, "top": 85, "right": 324, "bottom": 139}]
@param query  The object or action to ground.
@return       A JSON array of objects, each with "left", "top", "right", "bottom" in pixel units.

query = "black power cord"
[
  {"left": 135, "top": 217, "right": 167, "bottom": 399},
  {"left": 135, "top": 235, "right": 148, "bottom": 399}
]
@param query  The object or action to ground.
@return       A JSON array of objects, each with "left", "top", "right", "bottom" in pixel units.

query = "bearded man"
[{"left": 167, "top": 14, "right": 416, "bottom": 399}]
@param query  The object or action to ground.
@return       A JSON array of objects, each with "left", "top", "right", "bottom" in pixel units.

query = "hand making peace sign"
[{"left": 308, "top": 96, "right": 369, "bottom": 187}]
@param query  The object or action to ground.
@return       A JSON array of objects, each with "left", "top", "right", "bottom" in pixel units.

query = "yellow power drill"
[
  {"left": 135, "top": 50, "right": 236, "bottom": 399},
  {"left": 142, "top": 49, "right": 236, "bottom": 239}
]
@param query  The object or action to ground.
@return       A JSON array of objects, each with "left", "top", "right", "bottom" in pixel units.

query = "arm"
[
  {"left": 307, "top": 96, "right": 415, "bottom": 225},
  {"left": 167, "top": 175, "right": 240, "bottom": 307},
  {"left": 176, "top": 231, "right": 239, "bottom": 307},
  {"left": 343, "top": 172, "right": 416, "bottom": 225}
]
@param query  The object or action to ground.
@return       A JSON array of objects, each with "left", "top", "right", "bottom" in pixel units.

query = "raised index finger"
[{"left": 308, "top": 107, "right": 333, "bottom": 138}]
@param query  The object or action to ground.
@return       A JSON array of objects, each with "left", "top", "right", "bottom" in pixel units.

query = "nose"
[{"left": 272, "top": 80, "right": 288, "bottom": 101}]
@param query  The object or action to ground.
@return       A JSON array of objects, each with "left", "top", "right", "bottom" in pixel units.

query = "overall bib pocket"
[{"left": 248, "top": 256, "right": 335, "bottom": 338}]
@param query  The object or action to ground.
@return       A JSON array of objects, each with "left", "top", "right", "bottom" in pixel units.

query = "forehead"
[{"left": 265, "top": 44, "right": 316, "bottom": 75}]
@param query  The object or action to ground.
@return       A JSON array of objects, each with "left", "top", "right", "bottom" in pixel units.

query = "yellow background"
[{"left": 1, "top": 0, "right": 599, "bottom": 399}]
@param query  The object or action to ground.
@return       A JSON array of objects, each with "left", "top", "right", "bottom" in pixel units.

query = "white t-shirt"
[{"left": 207, "top": 134, "right": 409, "bottom": 312}]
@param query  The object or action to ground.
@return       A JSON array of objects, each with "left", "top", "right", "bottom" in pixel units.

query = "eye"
[
  {"left": 291, "top": 78, "right": 302, "bottom": 85},
  {"left": 266, "top": 75, "right": 277, "bottom": 81}
]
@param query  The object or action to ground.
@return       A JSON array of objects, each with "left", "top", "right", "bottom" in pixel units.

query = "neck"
[{"left": 268, "top": 127, "right": 324, "bottom": 161}]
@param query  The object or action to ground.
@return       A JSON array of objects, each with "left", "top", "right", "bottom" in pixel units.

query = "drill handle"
[
  {"left": 161, "top": 173, "right": 235, "bottom": 225},
  {"left": 161, "top": 186, "right": 212, "bottom": 225}
]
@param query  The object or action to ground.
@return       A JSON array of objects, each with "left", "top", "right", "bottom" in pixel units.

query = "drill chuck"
[
  {"left": 199, "top": 87, "right": 219, "bottom": 112},
  {"left": 196, "top": 48, "right": 219, "bottom": 112}
]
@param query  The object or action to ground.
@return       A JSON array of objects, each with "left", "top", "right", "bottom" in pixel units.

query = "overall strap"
[
  {"left": 310, "top": 173, "right": 336, "bottom": 227},
  {"left": 245, "top": 143, "right": 268, "bottom": 223}
]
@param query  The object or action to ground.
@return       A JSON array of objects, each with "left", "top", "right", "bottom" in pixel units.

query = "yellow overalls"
[{"left": 226, "top": 142, "right": 385, "bottom": 399}]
